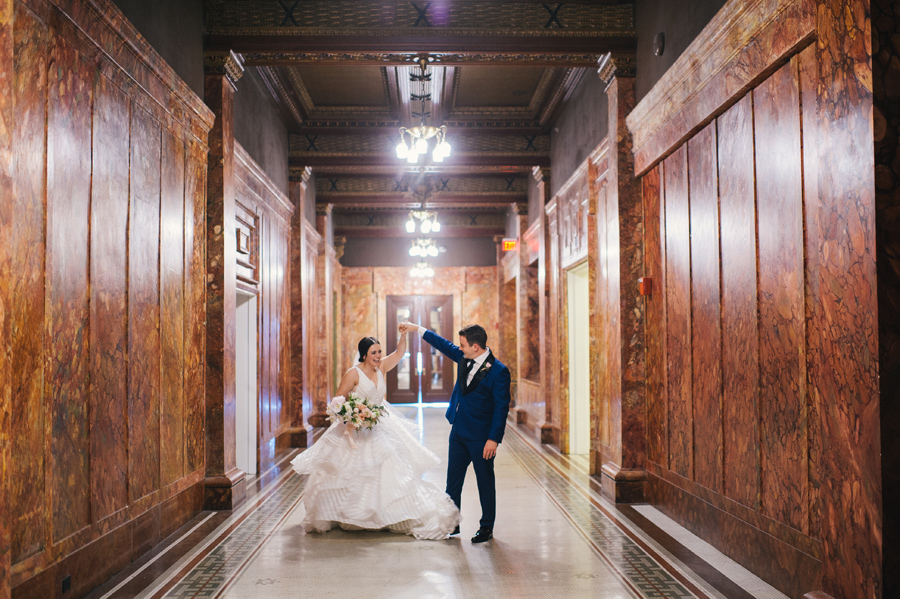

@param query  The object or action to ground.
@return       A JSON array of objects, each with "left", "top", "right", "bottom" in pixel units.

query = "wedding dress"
[{"left": 290, "top": 366, "right": 460, "bottom": 540}]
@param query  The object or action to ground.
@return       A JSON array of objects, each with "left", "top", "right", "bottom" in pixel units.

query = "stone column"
[
  {"left": 532, "top": 168, "right": 557, "bottom": 444},
  {"left": 203, "top": 51, "right": 246, "bottom": 510},
  {"left": 596, "top": 53, "right": 647, "bottom": 503},
  {"left": 307, "top": 203, "right": 333, "bottom": 427},
  {"left": 288, "top": 166, "right": 313, "bottom": 447}
]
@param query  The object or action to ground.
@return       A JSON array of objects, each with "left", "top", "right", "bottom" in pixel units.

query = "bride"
[{"left": 290, "top": 327, "right": 460, "bottom": 540}]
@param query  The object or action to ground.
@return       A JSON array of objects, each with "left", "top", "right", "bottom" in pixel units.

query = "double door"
[{"left": 386, "top": 295, "right": 454, "bottom": 403}]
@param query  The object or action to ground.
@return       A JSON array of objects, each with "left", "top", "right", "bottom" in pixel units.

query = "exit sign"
[{"left": 502, "top": 239, "right": 517, "bottom": 251}]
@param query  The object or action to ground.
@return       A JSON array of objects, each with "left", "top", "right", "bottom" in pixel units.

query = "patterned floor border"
[
  {"left": 155, "top": 425, "right": 710, "bottom": 599},
  {"left": 503, "top": 429, "right": 701, "bottom": 599}
]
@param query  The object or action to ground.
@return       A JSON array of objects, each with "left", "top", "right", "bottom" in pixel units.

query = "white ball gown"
[{"left": 290, "top": 366, "right": 460, "bottom": 540}]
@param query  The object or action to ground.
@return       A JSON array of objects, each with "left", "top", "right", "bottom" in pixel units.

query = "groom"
[{"left": 400, "top": 322, "right": 511, "bottom": 543}]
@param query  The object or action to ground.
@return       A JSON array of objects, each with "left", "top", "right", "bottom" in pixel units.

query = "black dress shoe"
[
  {"left": 471, "top": 527, "right": 493, "bottom": 543},
  {"left": 449, "top": 525, "right": 460, "bottom": 536}
]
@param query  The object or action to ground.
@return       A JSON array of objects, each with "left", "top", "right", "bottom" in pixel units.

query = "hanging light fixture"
[
  {"left": 405, "top": 210, "right": 440, "bottom": 234},
  {"left": 409, "top": 238, "right": 445, "bottom": 258},
  {"left": 395, "top": 56, "right": 452, "bottom": 164},
  {"left": 409, "top": 260, "right": 435, "bottom": 278}
]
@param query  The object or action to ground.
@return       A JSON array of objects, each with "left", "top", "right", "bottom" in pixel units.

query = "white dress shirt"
[{"left": 415, "top": 326, "right": 490, "bottom": 386}]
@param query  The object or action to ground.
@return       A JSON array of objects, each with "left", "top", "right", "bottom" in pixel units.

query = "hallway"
[{"left": 87, "top": 409, "right": 783, "bottom": 599}]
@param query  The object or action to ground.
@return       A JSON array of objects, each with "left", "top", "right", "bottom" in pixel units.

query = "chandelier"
[
  {"left": 406, "top": 210, "right": 441, "bottom": 234},
  {"left": 409, "top": 238, "right": 445, "bottom": 257},
  {"left": 410, "top": 260, "right": 435, "bottom": 278},
  {"left": 395, "top": 56, "right": 451, "bottom": 163}
]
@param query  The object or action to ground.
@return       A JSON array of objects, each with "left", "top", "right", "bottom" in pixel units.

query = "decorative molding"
[
  {"left": 257, "top": 66, "right": 305, "bottom": 128},
  {"left": 242, "top": 52, "right": 608, "bottom": 68},
  {"left": 204, "top": 50, "right": 245, "bottom": 87},
  {"left": 315, "top": 203, "right": 333, "bottom": 217},
  {"left": 625, "top": 0, "right": 815, "bottom": 175},
  {"left": 539, "top": 67, "right": 586, "bottom": 126},
  {"left": 597, "top": 52, "right": 636, "bottom": 85},
  {"left": 234, "top": 142, "right": 294, "bottom": 220}
]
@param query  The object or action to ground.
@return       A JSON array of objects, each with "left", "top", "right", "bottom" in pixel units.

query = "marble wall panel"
[
  {"left": 519, "top": 264, "right": 540, "bottom": 381},
  {"left": 89, "top": 72, "right": 130, "bottom": 522},
  {"left": 233, "top": 143, "right": 293, "bottom": 467},
  {"left": 603, "top": 180, "right": 622, "bottom": 462},
  {"left": 753, "top": 58, "right": 807, "bottom": 534},
  {"left": 545, "top": 201, "right": 561, "bottom": 443},
  {"left": 160, "top": 131, "right": 186, "bottom": 487},
  {"left": 663, "top": 144, "right": 692, "bottom": 480},
  {"left": 9, "top": 3, "right": 46, "bottom": 563},
  {"left": 872, "top": 0, "right": 899, "bottom": 593},
  {"left": 594, "top": 180, "right": 612, "bottom": 452},
  {"left": 3, "top": 0, "right": 213, "bottom": 593},
  {"left": 463, "top": 270, "right": 499, "bottom": 342},
  {"left": 184, "top": 141, "right": 207, "bottom": 473},
  {"left": 128, "top": 104, "right": 162, "bottom": 503},
  {"left": 0, "top": 0, "right": 10, "bottom": 591},
  {"left": 46, "top": 32, "right": 92, "bottom": 542},
  {"left": 499, "top": 278, "right": 518, "bottom": 398},
  {"left": 717, "top": 94, "right": 760, "bottom": 510},
  {"left": 642, "top": 166, "right": 666, "bottom": 468},
  {"left": 687, "top": 122, "right": 723, "bottom": 494},
  {"left": 341, "top": 269, "right": 376, "bottom": 376},
  {"left": 806, "top": 4, "right": 881, "bottom": 593}
]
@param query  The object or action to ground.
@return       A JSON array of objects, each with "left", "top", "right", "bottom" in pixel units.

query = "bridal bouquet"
[{"left": 326, "top": 393, "right": 385, "bottom": 431}]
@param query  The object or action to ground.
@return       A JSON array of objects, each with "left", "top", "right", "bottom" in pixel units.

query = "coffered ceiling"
[{"left": 205, "top": 0, "right": 635, "bottom": 237}]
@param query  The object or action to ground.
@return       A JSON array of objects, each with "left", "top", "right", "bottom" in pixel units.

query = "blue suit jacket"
[{"left": 423, "top": 330, "right": 511, "bottom": 443}]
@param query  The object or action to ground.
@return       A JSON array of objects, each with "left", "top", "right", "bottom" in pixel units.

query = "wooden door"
[{"left": 385, "top": 294, "right": 454, "bottom": 403}]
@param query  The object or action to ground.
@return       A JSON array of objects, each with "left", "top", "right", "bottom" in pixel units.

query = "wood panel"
[
  {"left": 128, "top": 104, "right": 162, "bottom": 504},
  {"left": 46, "top": 32, "right": 92, "bottom": 542},
  {"left": 642, "top": 165, "right": 666, "bottom": 467},
  {"left": 9, "top": 3, "right": 47, "bottom": 563},
  {"left": 753, "top": 58, "right": 807, "bottom": 533},
  {"left": 687, "top": 122, "right": 722, "bottom": 493},
  {"left": 717, "top": 94, "right": 760, "bottom": 510},
  {"left": 89, "top": 72, "right": 130, "bottom": 522},
  {"left": 663, "top": 143, "right": 691, "bottom": 480},
  {"left": 161, "top": 131, "right": 186, "bottom": 486}
]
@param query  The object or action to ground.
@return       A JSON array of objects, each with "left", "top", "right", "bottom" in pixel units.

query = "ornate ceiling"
[{"left": 205, "top": 0, "right": 635, "bottom": 237}]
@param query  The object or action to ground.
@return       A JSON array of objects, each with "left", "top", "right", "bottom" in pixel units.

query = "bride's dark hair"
[{"left": 358, "top": 337, "right": 380, "bottom": 362}]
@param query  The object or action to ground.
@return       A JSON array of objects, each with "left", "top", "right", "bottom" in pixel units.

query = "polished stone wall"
[
  {"left": 629, "top": 0, "right": 881, "bottom": 596},
  {"left": 1, "top": 0, "right": 214, "bottom": 596}
]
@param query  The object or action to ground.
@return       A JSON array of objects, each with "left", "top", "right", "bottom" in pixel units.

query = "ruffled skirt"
[{"left": 290, "top": 411, "right": 459, "bottom": 540}]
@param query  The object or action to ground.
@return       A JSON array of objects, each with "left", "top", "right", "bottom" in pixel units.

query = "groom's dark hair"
[{"left": 458, "top": 324, "right": 488, "bottom": 349}]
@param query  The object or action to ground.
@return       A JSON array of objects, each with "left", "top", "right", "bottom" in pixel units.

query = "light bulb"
[
  {"left": 439, "top": 141, "right": 451, "bottom": 157},
  {"left": 428, "top": 245, "right": 438, "bottom": 257},
  {"left": 415, "top": 137, "right": 428, "bottom": 154},
  {"left": 406, "top": 150, "right": 418, "bottom": 163},
  {"left": 409, "top": 246, "right": 416, "bottom": 256},
  {"left": 406, "top": 219, "right": 416, "bottom": 233},
  {"left": 425, "top": 267, "right": 434, "bottom": 277},
  {"left": 432, "top": 150, "right": 444, "bottom": 162},
  {"left": 431, "top": 220, "right": 440, "bottom": 232},
  {"left": 421, "top": 219, "right": 432, "bottom": 234},
  {"left": 395, "top": 141, "right": 408, "bottom": 159}
]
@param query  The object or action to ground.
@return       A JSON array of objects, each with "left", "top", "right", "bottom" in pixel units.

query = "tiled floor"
[{"left": 87, "top": 407, "right": 785, "bottom": 599}]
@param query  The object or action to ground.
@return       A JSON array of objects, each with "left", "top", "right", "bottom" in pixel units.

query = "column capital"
[
  {"left": 315, "top": 203, "right": 333, "bottom": 217},
  {"left": 290, "top": 166, "right": 313, "bottom": 184},
  {"left": 334, "top": 236, "right": 347, "bottom": 261},
  {"left": 597, "top": 52, "right": 636, "bottom": 88},
  {"left": 515, "top": 202, "right": 528, "bottom": 216},
  {"left": 204, "top": 50, "right": 245, "bottom": 89},
  {"left": 531, "top": 166, "right": 551, "bottom": 184}
]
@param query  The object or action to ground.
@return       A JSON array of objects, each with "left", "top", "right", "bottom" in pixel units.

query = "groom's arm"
[
  {"left": 418, "top": 327, "right": 465, "bottom": 363},
  {"left": 488, "top": 366, "right": 512, "bottom": 444}
]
